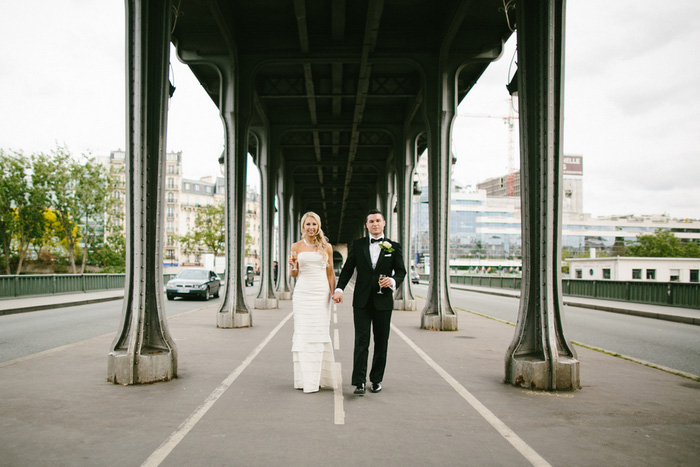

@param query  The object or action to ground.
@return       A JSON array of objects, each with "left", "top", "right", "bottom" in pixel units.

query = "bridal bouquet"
[{"left": 379, "top": 240, "right": 394, "bottom": 253}]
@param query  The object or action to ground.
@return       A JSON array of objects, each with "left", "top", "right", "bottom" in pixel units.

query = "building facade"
[
  {"left": 567, "top": 257, "right": 700, "bottom": 283},
  {"left": 411, "top": 154, "right": 700, "bottom": 273},
  {"left": 103, "top": 150, "right": 261, "bottom": 271}
]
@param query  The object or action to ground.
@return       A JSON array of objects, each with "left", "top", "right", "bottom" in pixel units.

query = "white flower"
[{"left": 379, "top": 241, "right": 394, "bottom": 252}]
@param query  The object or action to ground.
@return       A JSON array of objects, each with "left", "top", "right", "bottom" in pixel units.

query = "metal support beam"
[
  {"left": 394, "top": 132, "right": 418, "bottom": 310},
  {"left": 107, "top": 0, "right": 177, "bottom": 385},
  {"left": 218, "top": 66, "right": 253, "bottom": 328},
  {"left": 278, "top": 176, "right": 293, "bottom": 300},
  {"left": 505, "top": 0, "right": 580, "bottom": 391},
  {"left": 255, "top": 129, "right": 279, "bottom": 309},
  {"left": 420, "top": 63, "right": 458, "bottom": 331}
]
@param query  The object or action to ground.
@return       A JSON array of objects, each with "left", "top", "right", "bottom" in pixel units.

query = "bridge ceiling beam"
[{"left": 172, "top": 0, "right": 514, "bottom": 244}]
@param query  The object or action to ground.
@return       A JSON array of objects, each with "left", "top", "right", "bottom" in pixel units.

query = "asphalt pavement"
[{"left": 1, "top": 284, "right": 699, "bottom": 466}]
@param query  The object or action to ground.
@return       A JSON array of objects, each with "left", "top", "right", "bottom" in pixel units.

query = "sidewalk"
[
  {"left": 1, "top": 296, "right": 698, "bottom": 466},
  {"left": 3, "top": 283, "right": 699, "bottom": 326},
  {"left": 450, "top": 283, "right": 700, "bottom": 326},
  {"left": 0, "top": 289, "right": 124, "bottom": 315}
]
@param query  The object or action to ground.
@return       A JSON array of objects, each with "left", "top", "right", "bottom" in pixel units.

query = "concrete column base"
[
  {"left": 421, "top": 313, "right": 457, "bottom": 331},
  {"left": 394, "top": 300, "right": 416, "bottom": 311},
  {"left": 278, "top": 291, "right": 292, "bottom": 300},
  {"left": 217, "top": 311, "right": 252, "bottom": 328},
  {"left": 254, "top": 298, "right": 279, "bottom": 309},
  {"left": 107, "top": 350, "right": 176, "bottom": 385},
  {"left": 506, "top": 354, "right": 580, "bottom": 391}
]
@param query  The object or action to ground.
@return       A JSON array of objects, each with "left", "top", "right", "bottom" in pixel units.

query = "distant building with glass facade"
[{"left": 410, "top": 154, "right": 700, "bottom": 273}]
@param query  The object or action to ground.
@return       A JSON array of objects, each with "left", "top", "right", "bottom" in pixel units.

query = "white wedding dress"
[{"left": 292, "top": 251, "right": 337, "bottom": 393}]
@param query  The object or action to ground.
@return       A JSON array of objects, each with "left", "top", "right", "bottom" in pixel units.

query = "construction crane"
[{"left": 459, "top": 97, "right": 519, "bottom": 196}]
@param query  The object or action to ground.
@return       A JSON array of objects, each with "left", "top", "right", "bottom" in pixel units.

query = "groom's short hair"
[{"left": 367, "top": 208, "right": 384, "bottom": 220}]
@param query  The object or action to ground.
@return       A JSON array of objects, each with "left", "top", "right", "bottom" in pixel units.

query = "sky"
[{"left": 1, "top": 1, "right": 699, "bottom": 219}]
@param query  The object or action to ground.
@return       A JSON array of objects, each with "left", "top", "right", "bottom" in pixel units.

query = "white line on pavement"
[
  {"left": 391, "top": 324, "right": 552, "bottom": 467},
  {"left": 141, "top": 312, "right": 294, "bottom": 467},
  {"left": 334, "top": 362, "right": 345, "bottom": 425},
  {"left": 333, "top": 328, "right": 340, "bottom": 350}
]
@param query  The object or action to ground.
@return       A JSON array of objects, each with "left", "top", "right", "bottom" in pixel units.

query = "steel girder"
[
  {"left": 505, "top": 0, "right": 580, "bottom": 391},
  {"left": 107, "top": 0, "right": 177, "bottom": 384}
]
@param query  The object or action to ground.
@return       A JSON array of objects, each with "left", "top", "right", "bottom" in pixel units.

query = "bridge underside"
[{"left": 110, "top": 0, "right": 580, "bottom": 391}]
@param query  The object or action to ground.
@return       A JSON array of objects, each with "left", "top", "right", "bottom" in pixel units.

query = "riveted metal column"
[
  {"left": 107, "top": 0, "right": 176, "bottom": 385},
  {"left": 255, "top": 129, "right": 279, "bottom": 309},
  {"left": 505, "top": 0, "right": 579, "bottom": 390},
  {"left": 278, "top": 175, "right": 293, "bottom": 300},
  {"left": 420, "top": 65, "right": 457, "bottom": 331},
  {"left": 394, "top": 134, "right": 417, "bottom": 310},
  {"left": 218, "top": 67, "right": 252, "bottom": 328}
]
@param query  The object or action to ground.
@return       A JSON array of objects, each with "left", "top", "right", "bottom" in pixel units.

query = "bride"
[{"left": 288, "top": 211, "right": 337, "bottom": 393}]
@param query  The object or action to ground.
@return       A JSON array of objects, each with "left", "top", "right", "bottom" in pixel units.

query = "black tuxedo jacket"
[{"left": 336, "top": 237, "right": 407, "bottom": 311}]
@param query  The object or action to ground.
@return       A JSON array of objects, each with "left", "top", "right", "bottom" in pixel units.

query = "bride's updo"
[{"left": 300, "top": 211, "right": 331, "bottom": 267}]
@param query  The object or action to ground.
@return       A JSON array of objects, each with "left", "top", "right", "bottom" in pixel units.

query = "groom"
[{"left": 332, "top": 209, "right": 406, "bottom": 395}]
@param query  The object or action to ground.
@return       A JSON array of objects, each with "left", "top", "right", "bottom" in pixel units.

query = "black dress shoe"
[
  {"left": 370, "top": 382, "right": 382, "bottom": 393},
  {"left": 354, "top": 383, "right": 365, "bottom": 395}
]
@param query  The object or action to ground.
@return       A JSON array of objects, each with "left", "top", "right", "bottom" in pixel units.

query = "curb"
[
  {"left": 449, "top": 283, "right": 700, "bottom": 326},
  {"left": 0, "top": 295, "right": 123, "bottom": 316}
]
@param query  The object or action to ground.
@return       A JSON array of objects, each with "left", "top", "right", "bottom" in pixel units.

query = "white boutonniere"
[{"left": 379, "top": 240, "right": 394, "bottom": 253}]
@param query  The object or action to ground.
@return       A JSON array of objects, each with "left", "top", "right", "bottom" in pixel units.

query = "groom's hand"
[{"left": 332, "top": 291, "right": 343, "bottom": 303}]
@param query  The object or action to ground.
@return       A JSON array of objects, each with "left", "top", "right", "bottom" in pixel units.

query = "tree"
[
  {"left": 32, "top": 147, "right": 83, "bottom": 273},
  {"left": 0, "top": 150, "right": 48, "bottom": 274},
  {"left": 74, "top": 157, "right": 117, "bottom": 272},
  {"left": 178, "top": 202, "right": 226, "bottom": 263},
  {"left": 626, "top": 229, "right": 700, "bottom": 258}
]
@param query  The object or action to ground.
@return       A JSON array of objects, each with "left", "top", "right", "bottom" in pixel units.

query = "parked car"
[
  {"left": 245, "top": 265, "right": 255, "bottom": 287},
  {"left": 166, "top": 268, "right": 221, "bottom": 301},
  {"left": 411, "top": 270, "right": 420, "bottom": 284}
]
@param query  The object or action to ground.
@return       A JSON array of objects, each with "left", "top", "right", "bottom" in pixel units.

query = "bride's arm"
[{"left": 326, "top": 244, "right": 336, "bottom": 293}]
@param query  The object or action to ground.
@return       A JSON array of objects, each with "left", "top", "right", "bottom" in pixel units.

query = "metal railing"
[
  {"left": 0, "top": 272, "right": 225, "bottom": 299},
  {"left": 418, "top": 274, "right": 700, "bottom": 310}
]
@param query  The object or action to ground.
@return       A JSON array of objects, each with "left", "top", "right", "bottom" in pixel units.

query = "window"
[
  {"left": 205, "top": 186, "right": 212, "bottom": 193},
  {"left": 575, "top": 269, "right": 582, "bottom": 279},
  {"left": 603, "top": 268, "right": 611, "bottom": 279},
  {"left": 167, "top": 178, "right": 174, "bottom": 189},
  {"left": 632, "top": 269, "right": 642, "bottom": 280},
  {"left": 690, "top": 270, "right": 699, "bottom": 283},
  {"left": 167, "top": 236, "right": 174, "bottom": 245},
  {"left": 167, "top": 207, "right": 174, "bottom": 218},
  {"left": 669, "top": 269, "right": 680, "bottom": 282},
  {"left": 167, "top": 192, "right": 174, "bottom": 203},
  {"left": 185, "top": 183, "right": 191, "bottom": 190},
  {"left": 646, "top": 269, "right": 656, "bottom": 280},
  {"left": 167, "top": 221, "right": 174, "bottom": 232},
  {"left": 194, "top": 184, "right": 200, "bottom": 192}
]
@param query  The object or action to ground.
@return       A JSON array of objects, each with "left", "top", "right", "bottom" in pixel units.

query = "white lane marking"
[
  {"left": 391, "top": 324, "right": 552, "bottom": 467},
  {"left": 334, "top": 362, "right": 345, "bottom": 425},
  {"left": 142, "top": 312, "right": 294, "bottom": 467},
  {"left": 333, "top": 313, "right": 338, "bottom": 324},
  {"left": 333, "top": 329, "right": 340, "bottom": 350}
]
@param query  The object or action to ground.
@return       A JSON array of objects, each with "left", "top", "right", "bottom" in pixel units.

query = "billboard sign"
[{"left": 563, "top": 155, "right": 583, "bottom": 175}]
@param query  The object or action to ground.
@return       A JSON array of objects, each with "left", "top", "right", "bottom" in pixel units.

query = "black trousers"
[{"left": 352, "top": 300, "right": 392, "bottom": 386}]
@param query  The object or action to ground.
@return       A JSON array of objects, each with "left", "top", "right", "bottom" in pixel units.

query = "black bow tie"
[{"left": 370, "top": 237, "right": 384, "bottom": 244}]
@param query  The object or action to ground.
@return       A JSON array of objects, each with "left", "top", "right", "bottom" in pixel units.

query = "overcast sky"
[{"left": 1, "top": 1, "right": 698, "bottom": 219}]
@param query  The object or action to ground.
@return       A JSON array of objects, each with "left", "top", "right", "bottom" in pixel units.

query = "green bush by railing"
[{"left": 417, "top": 274, "right": 700, "bottom": 310}]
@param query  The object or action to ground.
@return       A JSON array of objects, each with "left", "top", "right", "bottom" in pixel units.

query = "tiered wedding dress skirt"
[{"left": 292, "top": 251, "right": 337, "bottom": 393}]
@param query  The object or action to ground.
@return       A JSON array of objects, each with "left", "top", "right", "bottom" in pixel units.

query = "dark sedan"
[{"left": 166, "top": 268, "right": 221, "bottom": 301}]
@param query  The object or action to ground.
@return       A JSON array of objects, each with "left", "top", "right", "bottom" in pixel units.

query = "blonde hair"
[{"left": 300, "top": 211, "right": 331, "bottom": 266}]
